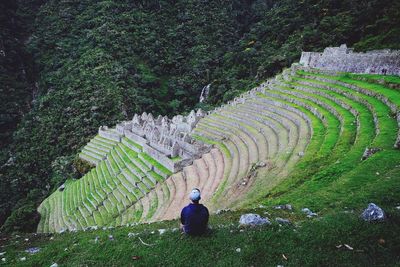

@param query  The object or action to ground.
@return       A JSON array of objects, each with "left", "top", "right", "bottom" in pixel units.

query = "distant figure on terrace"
[{"left": 180, "top": 188, "right": 209, "bottom": 236}]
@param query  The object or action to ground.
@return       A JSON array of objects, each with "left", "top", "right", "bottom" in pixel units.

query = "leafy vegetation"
[
  {"left": 1, "top": 207, "right": 400, "bottom": 266},
  {"left": 1, "top": 0, "right": 400, "bottom": 231}
]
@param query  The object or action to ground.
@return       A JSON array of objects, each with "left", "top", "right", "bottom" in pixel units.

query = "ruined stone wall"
[
  {"left": 300, "top": 44, "right": 400, "bottom": 75},
  {"left": 99, "top": 109, "right": 211, "bottom": 173}
]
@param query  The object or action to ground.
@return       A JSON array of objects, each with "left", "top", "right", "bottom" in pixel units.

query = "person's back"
[{"left": 180, "top": 188, "right": 209, "bottom": 235}]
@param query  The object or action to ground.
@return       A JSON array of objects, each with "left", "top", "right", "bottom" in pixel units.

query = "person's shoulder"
[
  {"left": 200, "top": 204, "right": 209, "bottom": 211},
  {"left": 182, "top": 204, "right": 192, "bottom": 211}
]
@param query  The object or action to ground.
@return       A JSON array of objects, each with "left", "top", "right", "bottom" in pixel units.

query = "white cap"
[{"left": 189, "top": 188, "right": 201, "bottom": 201}]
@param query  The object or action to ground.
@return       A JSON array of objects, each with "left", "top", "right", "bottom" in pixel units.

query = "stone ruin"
[
  {"left": 300, "top": 44, "right": 400, "bottom": 75},
  {"left": 98, "top": 109, "right": 211, "bottom": 173}
]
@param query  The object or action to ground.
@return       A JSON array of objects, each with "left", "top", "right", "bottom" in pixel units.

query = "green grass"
[
  {"left": 39, "top": 129, "right": 179, "bottom": 232},
  {"left": 139, "top": 153, "right": 173, "bottom": 176},
  {"left": 284, "top": 81, "right": 357, "bottom": 156},
  {"left": 294, "top": 73, "right": 397, "bottom": 148},
  {"left": 264, "top": 71, "right": 400, "bottom": 211},
  {"left": 122, "top": 137, "right": 143, "bottom": 150},
  {"left": 146, "top": 193, "right": 159, "bottom": 221},
  {"left": 264, "top": 87, "right": 341, "bottom": 156},
  {"left": 298, "top": 70, "right": 400, "bottom": 108},
  {"left": 33, "top": 68, "right": 400, "bottom": 266},
  {"left": 171, "top": 155, "right": 182, "bottom": 162},
  {"left": 348, "top": 73, "right": 400, "bottom": 85},
  {"left": 3, "top": 208, "right": 400, "bottom": 266}
]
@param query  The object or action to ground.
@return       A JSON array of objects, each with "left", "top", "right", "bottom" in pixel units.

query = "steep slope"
[
  {"left": 38, "top": 55, "right": 400, "bottom": 232},
  {"left": 4, "top": 0, "right": 400, "bottom": 232}
]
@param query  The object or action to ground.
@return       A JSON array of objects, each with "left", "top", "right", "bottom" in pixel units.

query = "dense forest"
[{"left": 1, "top": 0, "right": 399, "bottom": 232}]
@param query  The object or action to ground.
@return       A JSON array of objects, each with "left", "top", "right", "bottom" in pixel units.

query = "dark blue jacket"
[{"left": 180, "top": 203, "right": 209, "bottom": 235}]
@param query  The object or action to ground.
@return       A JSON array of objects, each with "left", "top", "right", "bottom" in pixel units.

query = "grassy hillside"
[
  {"left": 34, "top": 65, "right": 400, "bottom": 263},
  {"left": 1, "top": 207, "right": 400, "bottom": 266},
  {"left": 2, "top": 0, "right": 400, "bottom": 233}
]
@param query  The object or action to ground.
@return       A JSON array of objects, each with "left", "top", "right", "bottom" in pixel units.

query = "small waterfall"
[{"left": 199, "top": 83, "right": 211, "bottom": 103}]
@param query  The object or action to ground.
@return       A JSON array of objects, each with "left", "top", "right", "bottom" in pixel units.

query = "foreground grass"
[{"left": 1, "top": 208, "right": 400, "bottom": 267}]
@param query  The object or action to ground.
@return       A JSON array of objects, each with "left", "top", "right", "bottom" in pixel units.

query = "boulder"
[
  {"left": 239, "top": 214, "right": 271, "bottom": 226},
  {"left": 274, "top": 204, "right": 293, "bottom": 211},
  {"left": 301, "top": 208, "right": 317, "bottom": 217},
  {"left": 361, "top": 203, "right": 386, "bottom": 222},
  {"left": 275, "top": 218, "right": 291, "bottom": 225}
]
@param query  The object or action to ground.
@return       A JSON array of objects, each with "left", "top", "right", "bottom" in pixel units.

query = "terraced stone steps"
[
  {"left": 38, "top": 65, "right": 400, "bottom": 233},
  {"left": 123, "top": 147, "right": 226, "bottom": 223},
  {"left": 78, "top": 135, "right": 119, "bottom": 166},
  {"left": 37, "top": 135, "right": 176, "bottom": 232}
]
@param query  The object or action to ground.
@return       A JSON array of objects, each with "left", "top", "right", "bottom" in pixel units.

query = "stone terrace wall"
[
  {"left": 100, "top": 109, "right": 211, "bottom": 173},
  {"left": 300, "top": 44, "right": 400, "bottom": 75}
]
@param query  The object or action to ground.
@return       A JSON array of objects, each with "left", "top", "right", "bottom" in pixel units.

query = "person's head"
[{"left": 189, "top": 188, "right": 201, "bottom": 204}]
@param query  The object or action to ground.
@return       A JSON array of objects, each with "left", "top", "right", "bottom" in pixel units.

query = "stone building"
[
  {"left": 99, "top": 109, "right": 211, "bottom": 172},
  {"left": 300, "top": 44, "right": 400, "bottom": 75}
]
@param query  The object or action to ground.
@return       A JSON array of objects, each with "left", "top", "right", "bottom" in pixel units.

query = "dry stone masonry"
[
  {"left": 96, "top": 109, "right": 211, "bottom": 172},
  {"left": 300, "top": 44, "right": 400, "bottom": 75},
  {"left": 38, "top": 45, "right": 400, "bottom": 233}
]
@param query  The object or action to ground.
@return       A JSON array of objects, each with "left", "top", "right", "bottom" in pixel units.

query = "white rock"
[
  {"left": 301, "top": 208, "right": 317, "bottom": 217},
  {"left": 0, "top": 252, "right": 5, "bottom": 256},
  {"left": 20, "top": 257, "right": 26, "bottom": 261},
  {"left": 158, "top": 229, "right": 166, "bottom": 235},
  {"left": 361, "top": 203, "right": 386, "bottom": 222},
  {"left": 50, "top": 263, "right": 59, "bottom": 267},
  {"left": 1, "top": 258, "right": 6, "bottom": 262},
  {"left": 239, "top": 213, "right": 271, "bottom": 226},
  {"left": 236, "top": 248, "right": 241, "bottom": 253}
]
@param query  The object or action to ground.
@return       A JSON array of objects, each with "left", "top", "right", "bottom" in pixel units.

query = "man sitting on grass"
[{"left": 180, "top": 188, "right": 209, "bottom": 236}]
